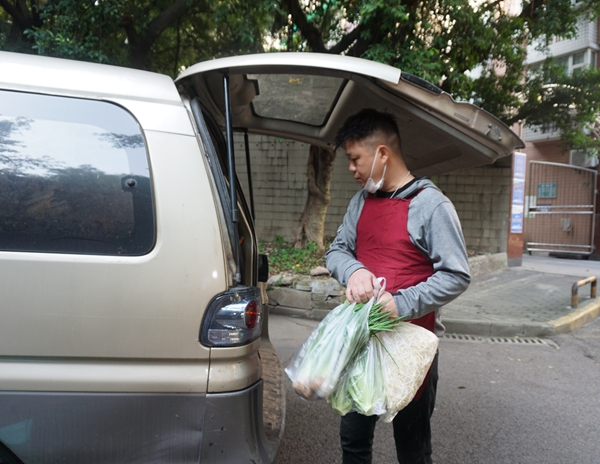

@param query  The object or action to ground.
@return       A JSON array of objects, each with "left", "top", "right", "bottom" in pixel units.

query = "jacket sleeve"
[
  {"left": 393, "top": 199, "right": 471, "bottom": 320},
  {"left": 325, "top": 192, "right": 366, "bottom": 286}
]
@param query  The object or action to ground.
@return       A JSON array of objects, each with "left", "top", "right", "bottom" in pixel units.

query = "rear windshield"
[
  {"left": 0, "top": 90, "right": 154, "bottom": 255},
  {"left": 247, "top": 74, "right": 344, "bottom": 126}
]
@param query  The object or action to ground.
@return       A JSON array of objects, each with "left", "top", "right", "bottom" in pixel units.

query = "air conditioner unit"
[{"left": 570, "top": 150, "right": 599, "bottom": 168}]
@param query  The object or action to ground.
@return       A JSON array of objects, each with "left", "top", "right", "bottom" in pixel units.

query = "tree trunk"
[
  {"left": 0, "top": 0, "right": 41, "bottom": 47},
  {"left": 294, "top": 145, "right": 336, "bottom": 248},
  {"left": 122, "top": 0, "right": 196, "bottom": 70}
]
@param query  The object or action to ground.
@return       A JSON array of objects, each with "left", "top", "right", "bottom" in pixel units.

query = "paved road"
[
  {"left": 271, "top": 312, "right": 600, "bottom": 463},
  {"left": 553, "top": 302, "right": 600, "bottom": 363},
  {"left": 521, "top": 254, "right": 600, "bottom": 278}
]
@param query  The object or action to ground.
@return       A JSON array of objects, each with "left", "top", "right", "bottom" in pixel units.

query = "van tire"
[{"left": 0, "top": 443, "right": 22, "bottom": 464}]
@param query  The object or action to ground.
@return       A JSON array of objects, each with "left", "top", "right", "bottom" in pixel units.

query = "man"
[{"left": 326, "top": 109, "right": 470, "bottom": 464}]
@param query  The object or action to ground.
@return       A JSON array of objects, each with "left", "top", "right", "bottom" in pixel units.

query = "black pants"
[{"left": 340, "top": 353, "right": 439, "bottom": 464}]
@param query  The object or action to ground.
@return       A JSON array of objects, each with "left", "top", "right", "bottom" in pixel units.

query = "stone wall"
[
  {"left": 235, "top": 134, "right": 512, "bottom": 253},
  {"left": 267, "top": 276, "right": 345, "bottom": 320},
  {"left": 266, "top": 253, "right": 508, "bottom": 320}
]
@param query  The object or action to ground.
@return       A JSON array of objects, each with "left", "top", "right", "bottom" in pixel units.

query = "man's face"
[{"left": 345, "top": 139, "right": 384, "bottom": 188}]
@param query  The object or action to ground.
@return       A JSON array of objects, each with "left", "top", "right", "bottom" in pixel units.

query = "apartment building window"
[
  {"left": 527, "top": 49, "right": 597, "bottom": 79},
  {"left": 572, "top": 51, "right": 585, "bottom": 73},
  {"left": 555, "top": 49, "right": 596, "bottom": 75}
]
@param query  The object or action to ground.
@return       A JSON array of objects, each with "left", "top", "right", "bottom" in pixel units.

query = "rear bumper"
[
  {"left": 0, "top": 380, "right": 279, "bottom": 463},
  {"left": 202, "top": 379, "right": 279, "bottom": 463}
]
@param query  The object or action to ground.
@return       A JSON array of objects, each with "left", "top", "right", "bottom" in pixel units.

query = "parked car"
[{"left": 0, "top": 51, "right": 523, "bottom": 464}]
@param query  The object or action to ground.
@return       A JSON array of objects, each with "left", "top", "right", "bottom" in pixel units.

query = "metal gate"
[{"left": 525, "top": 161, "right": 597, "bottom": 255}]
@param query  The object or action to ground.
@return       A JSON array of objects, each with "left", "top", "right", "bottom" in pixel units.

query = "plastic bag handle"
[{"left": 374, "top": 277, "right": 386, "bottom": 300}]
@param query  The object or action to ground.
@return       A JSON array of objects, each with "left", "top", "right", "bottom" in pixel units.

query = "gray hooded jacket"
[{"left": 325, "top": 177, "right": 470, "bottom": 335}]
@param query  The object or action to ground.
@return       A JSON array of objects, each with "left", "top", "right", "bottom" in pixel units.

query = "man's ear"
[{"left": 379, "top": 145, "right": 391, "bottom": 163}]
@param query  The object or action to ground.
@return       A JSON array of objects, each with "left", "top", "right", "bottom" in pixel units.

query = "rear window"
[
  {"left": 247, "top": 74, "right": 344, "bottom": 126},
  {"left": 0, "top": 90, "right": 154, "bottom": 255}
]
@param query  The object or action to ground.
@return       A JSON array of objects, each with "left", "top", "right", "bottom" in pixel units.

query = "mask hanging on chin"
[{"left": 363, "top": 148, "right": 386, "bottom": 194}]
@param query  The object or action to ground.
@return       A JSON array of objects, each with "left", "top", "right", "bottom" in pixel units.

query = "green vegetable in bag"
[
  {"left": 329, "top": 336, "right": 387, "bottom": 416},
  {"left": 327, "top": 371, "right": 353, "bottom": 415},
  {"left": 284, "top": 300, "right": 371, "bottom": 400}
]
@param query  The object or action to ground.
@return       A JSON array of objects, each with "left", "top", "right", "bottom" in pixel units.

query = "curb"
[
  {"left": 442, "top": 319, "right": 554, "bottom": 338},
  {"left": 443, "top": 297, "right": 600, "bottom": 337},
  {"left": 267, "top": 253, "right": 507, "bottom": 316},
  {"left": 272, "top": 303, "right": 600, "bottom": 337},
  {"left": 548, "top": 297, "right": 600, "bottom": 334},
  {"left": 267, "top": 305, "right": 331, "bottom": 321}
]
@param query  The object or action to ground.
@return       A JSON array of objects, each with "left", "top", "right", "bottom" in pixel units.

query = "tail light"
[{"left": 201, "top": 286, "right": 263, "bottom": 347}]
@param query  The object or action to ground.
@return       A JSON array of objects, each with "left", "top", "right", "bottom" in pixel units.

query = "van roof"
[{"left": 0, "top": 51, "right": 182, "bottom": 105}]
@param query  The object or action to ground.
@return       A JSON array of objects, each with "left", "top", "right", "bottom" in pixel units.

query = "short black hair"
[{"left": 334, "top": 109, "right": 401, "bottom": 151}]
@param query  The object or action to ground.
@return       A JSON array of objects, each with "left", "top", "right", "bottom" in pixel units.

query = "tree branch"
[
  {"left": 0, "top": 0, "right": 25, "bottom": 24},
  {"left": 328, "top": 25, "right": 364, "bottom": 55},
  {"left": 123, "top": 0, "right": 201, "bottom": 69},
  {"left": 145, "top": 0, "right": 195, "bottom": 43},
  {"left": 121, "top": 13, "right": 140, "bottom": 49},
  {"left": 282, "top": 0, "right": 326, "bottom": 52},
  {"left": 0, "top": 0, "right": 36, "bottom": 25},
  {"left": 519, "top": 0, "right": 545, "bottom": 21}
]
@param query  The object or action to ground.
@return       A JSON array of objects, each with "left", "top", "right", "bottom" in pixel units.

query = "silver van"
[{"left": 0, "top": 51, "right": 522, "bottom": 463}]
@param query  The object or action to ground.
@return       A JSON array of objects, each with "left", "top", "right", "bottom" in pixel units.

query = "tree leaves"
[
  {"left": 2, "top": 0, "right": 599, "bottom": 152},
  {"left": 275, "top": 0, "right": 600, "bottom": 153},
  {"left": 519, "top": 62, "right": 600, "bottom": 153},
  {"left": 1, "top": 0, "right": 272, "bottom": 75}
]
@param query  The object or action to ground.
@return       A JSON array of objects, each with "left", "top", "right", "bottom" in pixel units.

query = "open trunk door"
[{"left": 176, "top": 53, "right": 524, "bottom": 176}]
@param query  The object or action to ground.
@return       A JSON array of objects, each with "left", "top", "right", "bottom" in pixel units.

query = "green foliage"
[
  {"left": 1, "top": 0, "right": 273, "bottom": 75},
  {"left": 2, "top": 0, "right": 600, "bottom": 153},
  {"left": 4, "top": 0, "right": 124, "bottom": 63},
  {"left": 519, "top": 61, "right": 600, "bottom": 154},
  {"left": 271, "top": 235, "right": 286, "bottom": 246},
  {"left": 209, "top": 0, "right": 272, "bottom": 57},
  {"left": 259, "top": 238, "right": 328, "bottom": 275},
  {"left": 274, "top": 0, "right": 600, "bottom": 152}
]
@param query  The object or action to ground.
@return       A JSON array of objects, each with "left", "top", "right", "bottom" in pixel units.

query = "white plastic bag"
[
  {"left": 284, "top": 299, "right": 372, "bottom": 400},
  {"left": 378, "top": 323, "right": 439, "bottom": 422}
]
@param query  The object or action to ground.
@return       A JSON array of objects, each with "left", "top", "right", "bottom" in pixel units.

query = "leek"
[{"left": 286, "top": 297, "right": 404, "bottom": 402}]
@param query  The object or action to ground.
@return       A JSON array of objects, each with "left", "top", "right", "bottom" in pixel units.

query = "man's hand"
[
  {"left": 377, "top": 291, "right": 398, "bottom": 317},
  {"left": 346, "top": 268, "right": 378, "bottom": 302}
]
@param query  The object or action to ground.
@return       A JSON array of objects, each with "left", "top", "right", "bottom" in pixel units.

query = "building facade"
[
  {"left": 523, "top": 15, "right": 599, "bottom": 150},
  {"left": 520, "top": 16, "right": 600, "bottom": 257}
]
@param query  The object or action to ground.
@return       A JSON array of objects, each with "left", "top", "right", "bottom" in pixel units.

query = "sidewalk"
[
  {"left": 268, "top": 254, "right": 600, "bottom": 337},
  {"left": 442, "top": 254, "right": 600, "bottom": 337}
]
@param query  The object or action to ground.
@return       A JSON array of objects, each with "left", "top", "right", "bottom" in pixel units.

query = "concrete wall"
[
  {"left": 235, "top": 134, "right": 511, "bottom": 253},
  {"left": 521, "top": 140, "right": 569, "bottom": 164},
  {"left": 432, "top": 165, "right": 512, "bottom": 254},
  {"left": 234, "top": 134, "right": 359, "bottom": 241}
]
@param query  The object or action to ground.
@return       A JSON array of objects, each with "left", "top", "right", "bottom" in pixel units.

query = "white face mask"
[{"left": 363, "top": 147, "right": 386, "bottom": 194}]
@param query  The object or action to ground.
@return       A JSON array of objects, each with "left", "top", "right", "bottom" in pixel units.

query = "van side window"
[{"left": 0, "top": 90, "right": 154, "bottom": 255}]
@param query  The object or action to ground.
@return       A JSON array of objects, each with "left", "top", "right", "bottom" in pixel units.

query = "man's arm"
[{"left": 392, "top": 199, "right": 471, "bottom": 319}]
